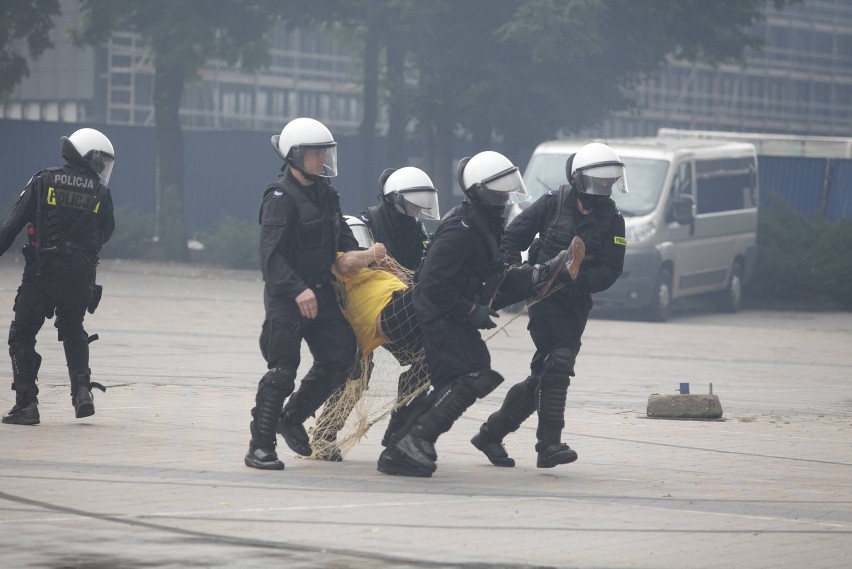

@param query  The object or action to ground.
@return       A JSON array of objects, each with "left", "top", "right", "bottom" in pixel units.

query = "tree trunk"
[
  {"left": 359, "top": 19, "right": 381, "bottom": 207},
  {"left": 153, "top": 62, "right": 189, "bottom": 261},
  {"left": 385, "top": 29, "right": 407, "bottom": 167},
  {"left": 433, "top": 116, "right": 455, "bottom": 210}
]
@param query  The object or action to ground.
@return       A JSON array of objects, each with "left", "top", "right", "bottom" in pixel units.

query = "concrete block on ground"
[{"left": 646, "top": 393, "right": 723, "bottom": 419}]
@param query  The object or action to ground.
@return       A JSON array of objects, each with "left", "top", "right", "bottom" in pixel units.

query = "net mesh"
[{"left": 306, "top": 254, "right": 560, "bottom": 460}]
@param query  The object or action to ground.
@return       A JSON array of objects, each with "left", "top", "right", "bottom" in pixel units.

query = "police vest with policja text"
[{"left": 33, "top": 166, "right": 105, "bottom": 257}]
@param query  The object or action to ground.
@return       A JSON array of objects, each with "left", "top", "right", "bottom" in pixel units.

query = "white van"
[{"left": 517, "top": 137, "right": 758, "bottom": 321}]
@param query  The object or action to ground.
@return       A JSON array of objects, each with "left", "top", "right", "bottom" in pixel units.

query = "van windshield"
[{"left": 524, "top": 154, "right": 669, "bottom": 216}]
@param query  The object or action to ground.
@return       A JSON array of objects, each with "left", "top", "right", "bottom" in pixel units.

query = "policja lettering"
[
  {"left": 47, "top": 187, "right": 96, "bottom": 211},
  {"left": 52, "top": 173, "right": 95, "bottom": 189}
]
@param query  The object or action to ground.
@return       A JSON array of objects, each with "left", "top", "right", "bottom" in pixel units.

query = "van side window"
[
  {"left": 666, "top": 161, "right": 693, "bottom": 222},
  {"left": 695, "top": 157, "right": 758, "bottom": 214}
]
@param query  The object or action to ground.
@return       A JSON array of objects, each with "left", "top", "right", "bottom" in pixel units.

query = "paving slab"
[{"left": 0, "top": 259, "right": 850, "bottom": 568}]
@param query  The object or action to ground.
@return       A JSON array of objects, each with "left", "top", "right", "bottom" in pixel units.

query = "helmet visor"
[
  {"left": 87, "top": 150, "right": 115, "bottom": 185},
  {"left": 574, "top": 162, "right": 628, "bottom": 195},
  {"left": 479, "top": 167, "right": 529, "bottom": 206},
  {"left": 399, "top": 188, "right": 440, "bottom": 220},
  {"left": 293, "top": 143, "right": 338, "bottom": 177}
]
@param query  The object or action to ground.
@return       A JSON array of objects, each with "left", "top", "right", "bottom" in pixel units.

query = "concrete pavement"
[{"left": 0, "top": 259, "right": 850, "bottom": 568}]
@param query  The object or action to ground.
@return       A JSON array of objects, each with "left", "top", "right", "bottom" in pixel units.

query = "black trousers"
[
  {"left": 419, "top": 316, "right": 490, "bottom": 390},
  {"left": 260, "top": 283, "right": 356, "bottom": 375},
  {"left": 8, "top": 258, "right": 96, "bottom": 398},
  {"left": 527, "top": 290, "right": 592, "bottom": 374}
]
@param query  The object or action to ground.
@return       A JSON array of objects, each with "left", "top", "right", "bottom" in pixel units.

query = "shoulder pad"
[
  {"left": 264, "top": 185, "right": 286, "bottom": 199},
  {"left": 447, "top": 216, "right": 472, "bottom": 230}
]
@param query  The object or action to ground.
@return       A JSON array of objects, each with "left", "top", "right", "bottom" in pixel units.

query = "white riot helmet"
[
  {"left": 569, "top": 142, "right": 628, "bottom": 197},
  {"left": 458, "top": 151, "right": 529, "bottom": 207},
  {"left": 271, "top": 117, "right": 338, "bottom": 178},
  {"left": 380, "top": 166, "right": 440, "bottom": 220},
  {"left": 343, "top": 215, "right": 375, "bottom": 249},
  {"left": 60, "top": 128, "right": 115, "bottom": 184}
]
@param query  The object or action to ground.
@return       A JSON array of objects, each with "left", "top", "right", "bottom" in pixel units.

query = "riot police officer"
[
  {"left": 245, "top": 117, "right": 363, "bottom": 470},
  {"left": 471, "top": 142, "right": 628, "bottom": 468},
  {"left": 377, "top": 151, "right": 529, "bottom": 477},
  {"left": 359, "top": 166, "right": 438, "bottom": 272},
  {"left": 0, "top": 128, "right": 116, "bottom": 425}
]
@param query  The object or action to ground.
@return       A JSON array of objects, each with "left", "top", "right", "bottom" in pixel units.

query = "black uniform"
[
  {"left": 478, "top": 185, "right": 625, "bottom": 459},
  {"left": 0, "top": 164, "right": 114, "bottom": 422},
  {"left": 359, "top": 202, "right": 428, "bottom": 271},
  {"left": 248, "top": 166, "right": 359, "bottom": 463},
  {"left": 377, "top": 201, "right": 507, "bottom": 476}
]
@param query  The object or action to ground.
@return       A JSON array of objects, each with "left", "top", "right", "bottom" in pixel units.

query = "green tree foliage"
[
  {"left": 0, "top": 0, "right": 60, "bottom": 97},
  {"left": 199, "top": 216, "right": 259, "bottom": 270},
  {"left": 353, "top": 0, "right": 792, "bottom": 200},
  {"left": 76, "top": 0, "right": 278, "bottom": 261},
  {"left": 100, "top": 206, "right": 155, "bottom": 260}
]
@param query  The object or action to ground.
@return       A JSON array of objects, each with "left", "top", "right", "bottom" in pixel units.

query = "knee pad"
[
  {"left": 260, "top": 367, "right": 296, "bottom": 397},
  {"left": 8, "top": 321, "right": 36, "bottom": 347},
  {"left": 542, "top": 347, "right": 575, "bottom": 383},
  {"left": 460, "top": 369, "right": 505, "bottom": 399}
]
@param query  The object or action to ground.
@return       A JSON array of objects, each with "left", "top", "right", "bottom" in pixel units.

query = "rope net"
[{"left": 305, "top": 254, "right": 557, "bottom": 460}]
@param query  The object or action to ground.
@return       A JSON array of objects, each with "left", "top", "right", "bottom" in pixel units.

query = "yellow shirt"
[{"left": 332, "top": 256, "right": 407, "bottom": 355}]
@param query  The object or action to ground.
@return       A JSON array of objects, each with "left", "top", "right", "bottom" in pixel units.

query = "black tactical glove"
[{"left": 468, "top": 305, "right": 499, "bottom": 330}]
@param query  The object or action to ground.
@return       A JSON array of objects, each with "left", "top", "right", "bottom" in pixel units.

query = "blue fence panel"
[
  {"left": 824, "top": 159, "right": 852, "bottom": 221},
  {"left": 1, "top": 119, "right": 512, "bottom": 231},
  {"left": 758, "top": 156, "right": 826, "bottom": 218}
]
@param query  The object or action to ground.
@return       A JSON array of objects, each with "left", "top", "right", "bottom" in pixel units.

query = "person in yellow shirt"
[{"left": 311, "top": 216, "right": 430, "bottom": 460}]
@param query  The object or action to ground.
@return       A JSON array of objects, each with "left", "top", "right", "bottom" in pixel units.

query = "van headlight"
[{"left": 624, "top": 219, "right": 655, "bottom": 245}]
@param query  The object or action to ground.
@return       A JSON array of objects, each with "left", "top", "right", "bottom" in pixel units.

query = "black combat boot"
[
  {"left": 312, "top": 428, "right": 342, "bottom": 462},
  {"left": 277, "top": 366, "right": 348, "bottom": 457},
  {"left": 245, "top": 441, "right": 284, "bottom": 470},
  {"left": 73, "top": 385, "right": 95, "bottom": 418},
  {"left": 470, "top": 424, "right": 514, "bottom": 467},
  {"left": 471, "top": 375, "right": 539, "bottom": 466},
  {"left": 311, "top": 379, "right": 363, "bottom": 462},
  {"left": 536, "top": 441, "right": 578, "bottom": 468},
  {"left": 69, "top": 372, "right": 101, "bottom": 419},
  {"left": 2, "top": 397, "right": 40, "bottom": 425},
  {"left": 277, "top": 408, "right": 313, "bottom": 457},
  {"left": 314, "top": 444, "right": 342, "bottom": 462},
  {"left": 531, "top": 249, "right": 571, "bottom": 298},
  {"left": 377, "top": 441, "right": 435, "bottom": 477}
]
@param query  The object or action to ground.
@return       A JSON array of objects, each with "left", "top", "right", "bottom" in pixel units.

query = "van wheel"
[
  {"left": 717, "top": 260, "right": 743, "bottom": 313},
  {"left": 646, "top": 267, "right": 672, "bottom": 322}
]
